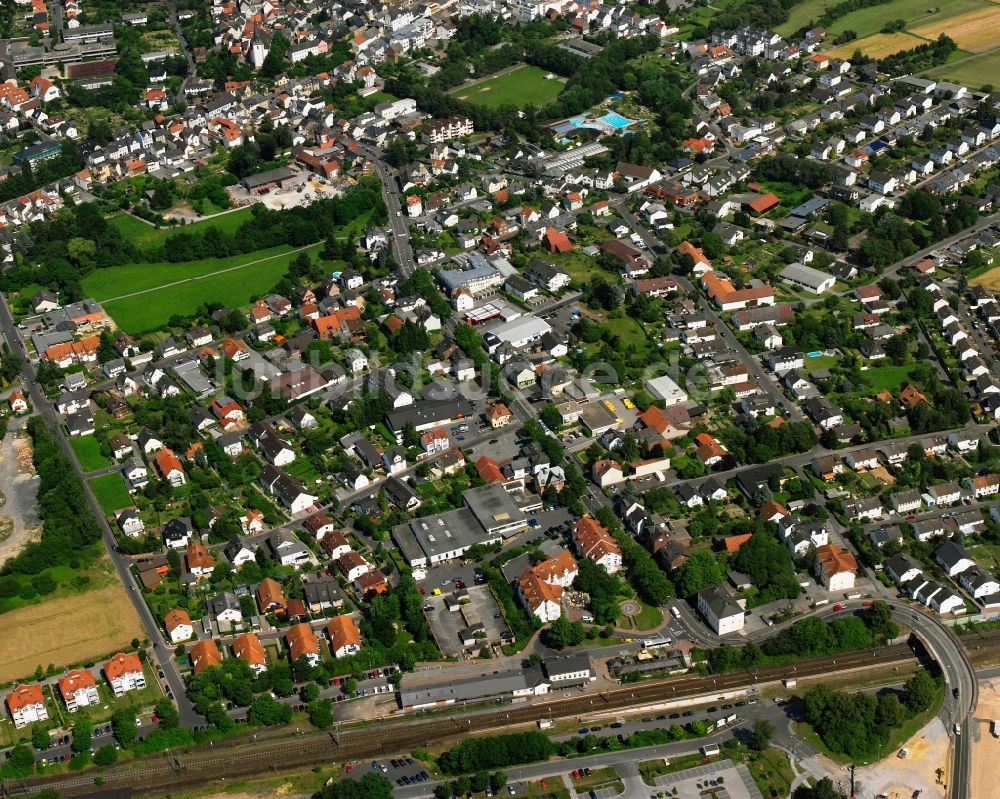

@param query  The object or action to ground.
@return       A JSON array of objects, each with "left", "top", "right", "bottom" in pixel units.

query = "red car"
[
  {"left": 571, "top": 770, "right": 580, "bottom": 779},
  {"left": 832, "top": 603, "right": 844, "bottom": 611},
  {"left": 346, "top": 764, "right": 353, "bottom": 773},
  {"left": 862, "top": 601, "right": 872, "bottom": 608}
]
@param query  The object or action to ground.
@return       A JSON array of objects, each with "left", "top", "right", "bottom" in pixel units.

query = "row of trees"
[
  {"left": 707, "top": 602, "right": 898, "bottom": 672},
  {"left": 2, "top": 418, "right": 103, "bottom": 579}
]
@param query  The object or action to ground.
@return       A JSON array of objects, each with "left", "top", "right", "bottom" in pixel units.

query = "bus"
[{"left": 641, "top": 637, "right": 672, "bottom": 650}]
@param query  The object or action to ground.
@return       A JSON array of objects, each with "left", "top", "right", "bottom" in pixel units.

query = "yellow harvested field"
[
  {"left": 971, "top": 266, "right": 1000, "bottom": 289},
  {"left": 826, "top": 32, "right": 926, "bottom": 59},
  {"left": 911, "top": 5, "right": 1000, "bottom": 51},
  {"left": 0, "top": 582, "right": 144, "bottom": 683}
]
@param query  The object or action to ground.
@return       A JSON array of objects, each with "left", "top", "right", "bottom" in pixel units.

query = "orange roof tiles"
[{"left": 105, "top": 652, "right": 143, "bottom": 681}]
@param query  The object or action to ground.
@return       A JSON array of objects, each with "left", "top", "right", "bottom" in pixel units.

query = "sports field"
[
  {"left": 109, "top": 207, "right": 255, "bottom": 248},
  {"left": 0, "top": 581, "right": 144, "bottom": 684},
  {"left": 451, "top": 65, "right": 564, "bottom": 108},
  {"left": 83, "top": 243, "right": 321, "bottom": 334}
]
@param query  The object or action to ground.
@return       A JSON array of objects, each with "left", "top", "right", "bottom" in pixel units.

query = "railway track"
[
  {"left": 9, "top": 630, "right": 1000, "bottom": 797},
  {"left": 4, "top": 642, "right": 922, "bottom": 797}
]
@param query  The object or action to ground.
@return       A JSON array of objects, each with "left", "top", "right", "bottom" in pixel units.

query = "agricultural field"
[
  {"left": 910, "top": 3, "right": 1000, "bottom": 52},
  {"left": 826, "top": 31, "right": 928, "bottom": 59},
  {"left": 82, "top": 243, "right": 321, "bottom": 334},
  {"left": 450, "top": 65, "right": 564, "bottom": 108},
  {"left": 780, "top": 0, "right": 989, "bottom": 39},
  {"left": 925, "top": 46, "right": 1000, "bottom": 86},
  {"left": 970, "top": 264, "right": 1000, "bottom": 290},
  {"left": 0, "top": 581, "right": 144, "bottom": 683},
  {"left": 109, "top": 207, "right": 256, "bottom": 249}
]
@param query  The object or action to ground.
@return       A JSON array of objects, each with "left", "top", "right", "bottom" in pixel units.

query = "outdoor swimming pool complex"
[
  {"left": 599, "top": 111, "right": 632, "bottom": 129},
  {"left": 556, "top": 111, "right": 636, "bottom": 137}
]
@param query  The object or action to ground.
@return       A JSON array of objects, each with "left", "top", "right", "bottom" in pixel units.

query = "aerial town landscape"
[{"left": 2, "top": 0, "right": 1000, "bottom": 798}]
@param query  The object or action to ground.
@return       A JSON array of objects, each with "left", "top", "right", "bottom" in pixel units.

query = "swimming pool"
[{"left": 599, "top": 111, "right": 633, "bottom": 129}]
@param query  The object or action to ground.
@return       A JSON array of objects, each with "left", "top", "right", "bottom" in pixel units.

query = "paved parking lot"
[
  {"left": 424, "top": 585, "right": 509, "bottom": 657},
  {"left": 344, "top": 756, "right": 430, "bottom": 789},
  {"left": 651, "top": 760, "right": 763, "bottom": 799}
]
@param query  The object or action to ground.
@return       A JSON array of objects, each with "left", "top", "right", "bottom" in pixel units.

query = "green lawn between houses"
[
  {"left": 89, "top": 472, "right": 134, "bottom": 516},
  {"left": 860, "top": 364, "right": 918, "bottom": 393},
  {"left": 70, "top": 435, "right": 112, "bottom": 471},
  {"left": 450, "top": 65, "right": 565, "bottom": 109}
]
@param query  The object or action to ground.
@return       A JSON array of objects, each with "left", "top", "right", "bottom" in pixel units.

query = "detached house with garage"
[{"left": 233, "top": 633, "right": 267, "bottom": 674}]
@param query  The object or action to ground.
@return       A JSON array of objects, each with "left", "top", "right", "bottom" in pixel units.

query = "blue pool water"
[{"left": 599, "top": 112, "right": 633, "bottom": 129}]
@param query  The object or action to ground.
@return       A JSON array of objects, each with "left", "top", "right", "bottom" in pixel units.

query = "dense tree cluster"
[
  {"left": 322, "top": 773, "right": 393, "bottom": 799},
  {"left": 720, "top": 420, "right": 817, "bottom": 464},
  {"left": 877, "top": 34, "right": 957, "bottom": 74},
  {"left": 731, "top": 531, "right": 801, "bottom": 605},
  {"left": 803, "top": 669, "right": 939, "bottom": 759},
  {"left": 572, "top": 559, "right": 622, "bottom": 624},
  {"left": 754, "top": 154, "right": 831, "bottom": 189},
  {"left": 438, "top": 731, "right": 554, "bottom": 774}
]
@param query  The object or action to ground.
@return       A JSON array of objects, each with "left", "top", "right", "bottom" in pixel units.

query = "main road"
[
  {"left": 0, "top": 295, "right": 204, "bottom": 729},
  {"left": 359, "top": 144, "right": 417, "bottom": 277}
]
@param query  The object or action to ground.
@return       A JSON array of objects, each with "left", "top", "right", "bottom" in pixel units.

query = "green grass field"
[
  {"left": 83, "top": 244, "right": 321, "bottom": 334},
  {"left": 861, "top": 364, "right": 918, "bottom": 392},
  {"left": 777, "top": 0, "right": 988, "bottom": 38},
  {"left": 925, "top": 47, "right": 1000, "bottom": 87},
  {"left": 450, "top": 65, "right": 564, "bottom": 108},
  {"left": 89, "top": 473, "right": 134, "bottom": 515},
  {"left": 70, "top": 436, "right": 111, "bottom": 471},
  {"left": 109, "top": 207, "right": 256, "bottom": 248}
]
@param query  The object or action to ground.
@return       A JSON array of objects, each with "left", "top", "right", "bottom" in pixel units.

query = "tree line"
[
  {"left": 1, "top": 418, "right": 103, "bottom": 580},
  {"left": 707, "top": 602, "right": 898, "bottom": 673}
]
